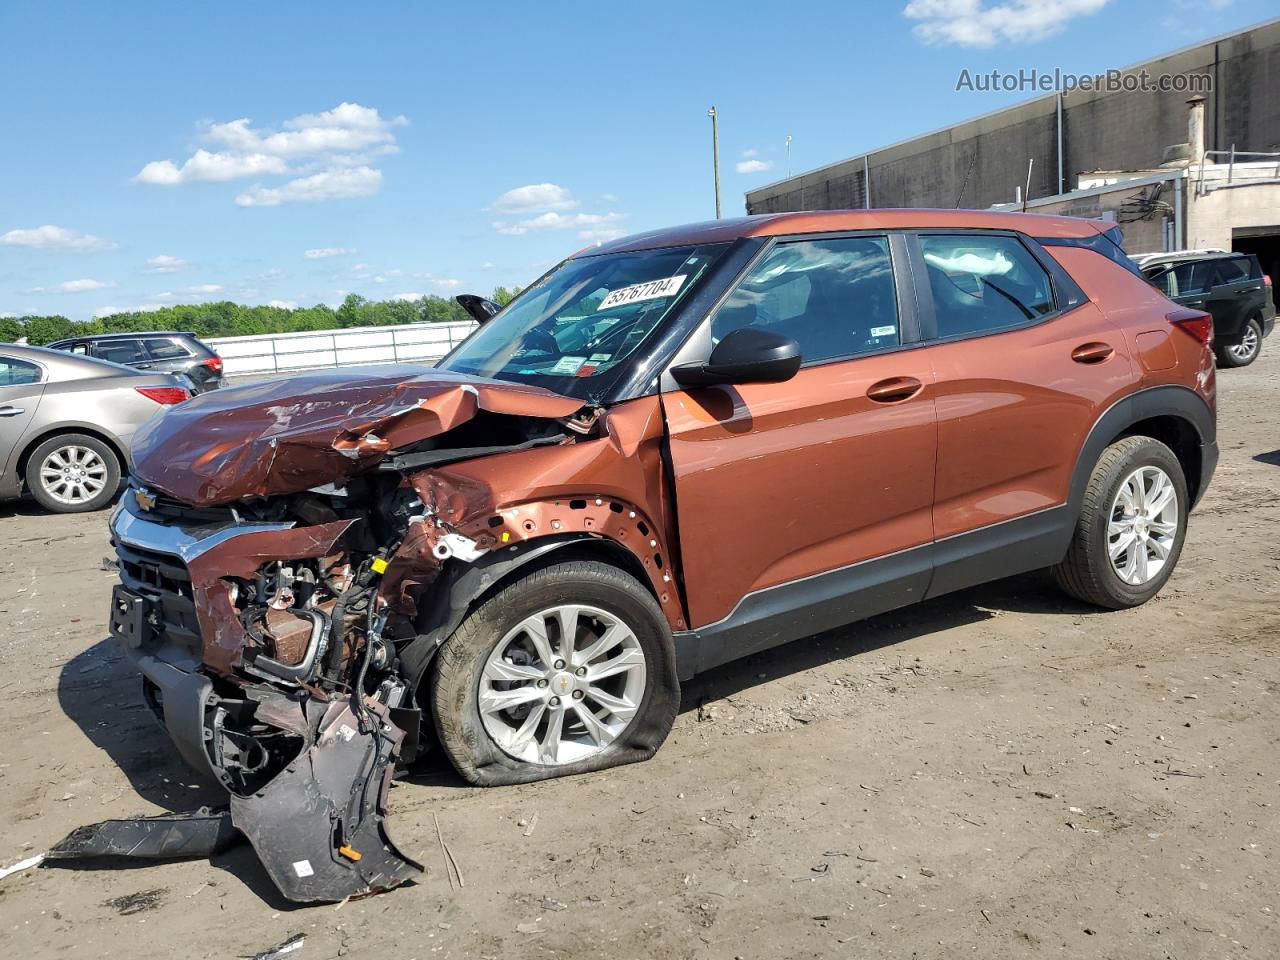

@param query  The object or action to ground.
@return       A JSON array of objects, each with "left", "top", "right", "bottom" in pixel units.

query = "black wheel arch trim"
[
  {"left": 1069, "top": 385, "right": 1216, "bottom": 513},
  {"left": 399, "top": 534, "right": 616, "bottom": 697}
]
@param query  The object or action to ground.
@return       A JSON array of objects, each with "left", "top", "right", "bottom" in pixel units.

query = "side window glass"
[
  {"left": 711, "top": 236, "right": 898, "bottom": 365},
  {"left": 142, "top": 338, "right": 191, "bottom": 359},
  {"left": 1214, "top": 258, "right": 1249, "bottom": 286},
  {"left": 921, "top": 235, "right": 1055, "bottom": 339},
  {"left": 0, "top": 357, "right": 43, "bottom": 386},
  {"left": 93, "top": 340, "right": 149, "bottom": 365},
  {"left": 1173, "top": 261, "right": 1213, "bottom": 295},
  {"left": 70, "top": 343, "right": 89, "bottom": 355}
]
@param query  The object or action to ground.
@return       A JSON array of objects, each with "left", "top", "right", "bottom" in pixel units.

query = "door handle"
[
  {"left": 1071, "top": 342, "right": 1114, "bottom": 364},
  {"left": 0, "top": 406, "right": 25, "bottom": 417},
  {"left": 866, "top": 376, "right": 923, "bottom": 403}
]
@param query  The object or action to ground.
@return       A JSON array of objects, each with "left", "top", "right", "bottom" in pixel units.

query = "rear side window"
[
  {"left": 1215, "top": 257, "right": 1251, "bottom": 285},
  {"left": 142, "top": 337, "right": 192, "bottom": 359},
  {"left": 712, "top": 236, "right": 899, "bottom": 364},
  {"left": 920, "top": 235, "right": 1055, "bottom": 339},
  {"left": 0, "top": 357, "right": 43, "bottom": 386},
  {"left": 92, "top": 339, "right": 148, "bottom": 364}
]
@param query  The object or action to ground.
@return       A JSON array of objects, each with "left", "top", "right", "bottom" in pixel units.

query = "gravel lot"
[{"left": 1, "top": 354, "right": 1277, "bottom": 959}]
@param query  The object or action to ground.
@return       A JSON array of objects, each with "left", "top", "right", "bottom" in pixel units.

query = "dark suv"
[
  {"left": 106, "top": 210, "right": 1216, "bottom": 902},
  {"left": 1137, "top": 251, "right": 1275, "bottom": 367},
  {"left": 47, "top": 332, "right": 225, "bottom": 392}
]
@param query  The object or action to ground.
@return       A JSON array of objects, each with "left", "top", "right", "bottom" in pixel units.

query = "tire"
[
  {"left": 1215, "top": 316, "right": 1262, "bottom": 368},
  {"left": 431, "top": 559, "right": 680, "bottom": 786},
  {"left": 24, "top": 433, "right": 122, "bottom": 513},
  {"left": 1053, "top": 436, "right": 1188, "bottom": 609}
]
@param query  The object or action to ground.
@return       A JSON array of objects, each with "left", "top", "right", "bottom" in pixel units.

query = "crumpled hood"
[{"left": 130, "top": 365, "right": 583, "bottom": 506}]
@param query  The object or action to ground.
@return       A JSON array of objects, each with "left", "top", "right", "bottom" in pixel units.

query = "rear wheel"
[
  {"left": 431, "top": 559, "right": 679, "bottom": 786},
  {"left": 1053, "top": 436, "right": 1188, "bottom": 609},
  {"left": 1215, "top": 316, "right": 1262, "bottom": 368},
  {"left": 25, "top": 433, "right": 121, "bottom": 513}
]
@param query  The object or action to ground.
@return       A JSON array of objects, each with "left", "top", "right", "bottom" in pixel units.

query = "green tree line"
[{"left": 2, "top": 286, "right": 520, "bottom": 346}]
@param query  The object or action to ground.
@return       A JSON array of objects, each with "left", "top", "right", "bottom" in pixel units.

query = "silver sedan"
[{"left": 0, "top": 343, "right": 192, "bottom": 512}]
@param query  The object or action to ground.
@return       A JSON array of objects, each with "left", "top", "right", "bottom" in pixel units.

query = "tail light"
[
  {"left": 1265, "top": 274, "right": 1273, "bottom": 289},
  {"left": 1167, "top": 308, "right": 1214, "bottom": 346},
  {"left": 136, "top": 386, "right": 190, "bottom": 405},
  {"left": 202, "top": 355, "right": 223, "bottom": 373}
]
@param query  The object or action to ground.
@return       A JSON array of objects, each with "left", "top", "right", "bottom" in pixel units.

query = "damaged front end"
[{"left": 105, "top": 368, "right": 675, "bottom": 903}]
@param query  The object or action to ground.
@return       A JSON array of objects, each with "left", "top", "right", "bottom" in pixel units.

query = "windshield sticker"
[
  {"left": 870, "top": 325, "right": 896, "bottom": 338},
  {"left": 575, "top": 364, "right": 598, "bottom": 378},
  {"left": 549, "top": 355, "right": 587, "bottom": 375},
  {"left": 587, "top": 353, "right": 612, "bottom": 364},
  {"left": 598, "top": 274, "right": 687, "bottom": 311}
]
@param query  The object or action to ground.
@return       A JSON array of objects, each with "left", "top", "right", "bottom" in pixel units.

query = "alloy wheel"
[
  {"left": 39, "top": 445, "right": 109, "bottom": 506},
  {"left": 478, "top": 604, "right": 647, "bottom": 765},
  {"left": 1108, "top": 465, "right": 1179, "bottom": 586},
  {"left": 1227, "top": 324, "right": 1260, "bottom": 363}
]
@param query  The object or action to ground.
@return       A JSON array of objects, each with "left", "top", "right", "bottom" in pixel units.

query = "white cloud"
[
  {"left": 135, "top": 102, "right": 403, "bottom": 205},
  {"left": 235, "top": 167, "right": 382, "bottom": 207},
  {"left": 480, "top": 262, "right": 495, "bottom": 270},
  {"left": 491, "top": 183, "right": 578, "bottom": 214},
  {"left": 433, "top": 278, "right": 461, "bottom": 290},
  {"left": 135, "top": 150, "right": 289, "bottom": 185},
  {"left": 0, "top": 224, "right": 114, "bottom": 252},
  {"left": 304, "top": 247, "right": 357, "bottom": 259},
  {"left": 188, "top": 283, "right": 223, "bottom": 295},
  {"left": 149, "top": 291, "right": 176, "bottom": 300},
  {"left": 268, "top": 299, "right": 298, "bottom": 309},
  {"left": 736, "top": 158, "right": 774, "bottom": 174},
  {"left": 903, "top": 0, "right": 1110, "bottom": 46},
  {"left": 743, "top": 148, "right": 759, "bottom": 158},
  {"left": 146, "top": 254, "right": 187, "bottom": 273},
  {"left": 392, "top": 291, "right": 424, "bottom": 301},
  {"left": 30, "top": 278, "right": 116, "bottom": 293},
  {"left": 206, "top": 103, "right": 406, "bottom": 157},
  {"left": 495, "top": 210, "right": 624, "bottom": 236}
]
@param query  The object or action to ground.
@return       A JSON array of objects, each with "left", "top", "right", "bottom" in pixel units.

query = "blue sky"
[{"left": 0, "top": 0, "right": 1272, "bottom": 321}]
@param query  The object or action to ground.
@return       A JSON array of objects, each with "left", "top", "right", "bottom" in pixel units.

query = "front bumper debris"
[{"left": 230, "top": 698, "right": 422, "bottom": 902}]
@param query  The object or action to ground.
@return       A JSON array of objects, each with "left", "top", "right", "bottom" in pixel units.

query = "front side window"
[
  {"left": 92, "top": 339, "right": 148, "bottom": 365},
  {"left": 710, "top": 236, "right": 899, "bottom": 364},
  {"left": 143, "top": 337, "right": 192, "bottom": 359},
  {"left": 440, "top": 244, "right": 726, "bottom": 402},
  {"left": 0, "top": 357, "right": 43, "bottom": 386},
  {"left": 921, "top": 234, "right": 1055, "bottom": 339}
]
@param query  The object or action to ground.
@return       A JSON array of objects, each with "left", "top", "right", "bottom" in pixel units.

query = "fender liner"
[
  {"left": 1069, "top": 384, "right": 1217, "bottom": 513},
  {"left": 398, "top": 534, "right": 600, "bottom": 697}
]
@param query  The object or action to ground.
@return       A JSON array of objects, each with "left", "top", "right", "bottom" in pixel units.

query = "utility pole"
[
  {"left": 708, "top": 106, "right": 721, "bottom": 219},
  {"left": 785, "top": 134, "right": 792, "bottom": 178}
]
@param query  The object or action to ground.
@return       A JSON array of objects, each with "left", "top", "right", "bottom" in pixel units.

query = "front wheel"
[
  {"left": 1053, "top": 436, "right": 1188, "bottom": 609},
  {"left": 1215, "top": 316, "right": 1262, "bottom": 368},
  {"left": 431, "top": 559, "right": 679, "bottom": 786}
]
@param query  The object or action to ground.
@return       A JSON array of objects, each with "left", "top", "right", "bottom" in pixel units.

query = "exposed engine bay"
[{"left": 102, "top": 368, "right": 678, "bottom": 902}]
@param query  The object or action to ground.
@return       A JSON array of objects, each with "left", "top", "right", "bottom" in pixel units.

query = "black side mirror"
[
  {"left": 455, "top": 294, "right": 501, "bottom": 324},
  {"left": 671, "top": 327, "right": 802, "bottom": 387}
]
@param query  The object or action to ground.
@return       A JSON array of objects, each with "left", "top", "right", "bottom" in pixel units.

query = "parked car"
[
  {"left": 45, "top": 331, "right": 226, "bottom": 392},
  {"left": 106, "top": 210, "right": 1216, "bottom": 903},
  {"left": 0, "top": 344, "right": 190, "bottom": 512},
  {"left": 1134, "top": 250, "right": 1275, "bottom": 367}
]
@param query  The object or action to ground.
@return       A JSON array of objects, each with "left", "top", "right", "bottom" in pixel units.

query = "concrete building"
[{"left": 744, "top": 19, "right": 1280, "bottom": 216}]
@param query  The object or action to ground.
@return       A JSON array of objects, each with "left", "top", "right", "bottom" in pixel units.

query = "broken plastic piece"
[
  {"left": 45, "top": 807, "right": 240, "bottom": 861},
  {"left": 230, "top": 698, "right": 422, "bottom": 903}
]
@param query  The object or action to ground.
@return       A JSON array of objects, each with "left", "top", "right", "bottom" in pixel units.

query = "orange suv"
[{"left": 108, "top": 210, "right": 1216, "bottom": 901}]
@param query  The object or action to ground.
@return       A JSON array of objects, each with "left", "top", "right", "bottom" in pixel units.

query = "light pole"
[
  {"left": 785, "top": 135, "right": 792, "bottom": 178},
  {"left": 708, "top": 106, "right": 721, "bottom": 219}
]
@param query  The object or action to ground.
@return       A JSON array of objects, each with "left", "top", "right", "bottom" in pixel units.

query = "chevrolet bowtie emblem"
[{"left": 134, "top": 488, "right": 157, "bottom": 511}]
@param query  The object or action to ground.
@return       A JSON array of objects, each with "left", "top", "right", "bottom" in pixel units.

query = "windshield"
[{"left": 440, "top": 244, "right": 726, "bottom": 401}]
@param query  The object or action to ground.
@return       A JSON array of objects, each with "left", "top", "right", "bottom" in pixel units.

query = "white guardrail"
[{"left": 206, "top": 320, "right": 479, "bottom": 377}]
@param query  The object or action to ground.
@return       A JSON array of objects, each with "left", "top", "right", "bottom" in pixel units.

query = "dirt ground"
[{"left": 1, "top": 356, "right": 1277, "bottom": 960}]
